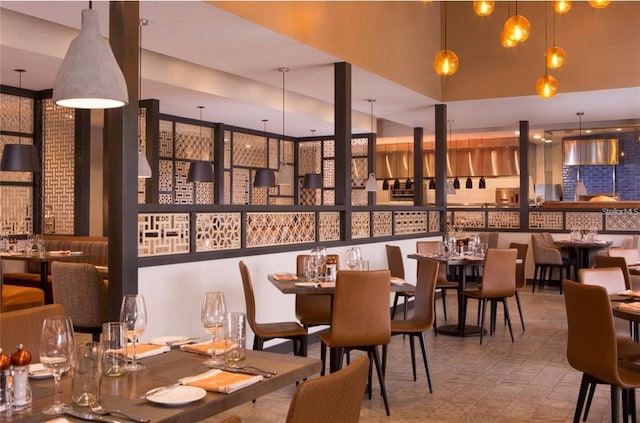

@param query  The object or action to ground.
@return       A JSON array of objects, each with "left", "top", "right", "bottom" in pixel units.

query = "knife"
[
  {"left": 215, "top": 366, "right": 272, "bottom": 378},
  {"left": 63, "top": 407, "right": 125, "bottom": 423}
]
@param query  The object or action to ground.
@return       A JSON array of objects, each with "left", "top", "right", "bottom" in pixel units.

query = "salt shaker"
[
  {"left": 10, "top": 345, "right": 32, "bottom": 410},
  {"left": 0, "top": 348, "right": 11, "bottom": 414},
  {"left": 325, "top": 256, "right": 337, "bottom": 282}
]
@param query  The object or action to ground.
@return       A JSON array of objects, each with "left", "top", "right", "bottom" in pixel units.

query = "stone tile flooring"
[{"left": 207, "top": 287, "right": 618, "bottom": 422}]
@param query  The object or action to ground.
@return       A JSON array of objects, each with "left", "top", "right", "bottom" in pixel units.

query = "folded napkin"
[
  {"left": 390, "top": 277, "right": 406, "bottom": 285},
  {"left": 180, "top": 368, "right": 262, "bottom": 394},
  {"left": 617, "top": 302, "right": 640, "bottom": 312},
  {"left": 127, "top": 343, "right": 170, "bottom": 359},
  {"left": 273, "top": 273, "right": 297, "bottom": 281},
  {"left": 318, "top": 282, "right": 335, "bottom": 288},
  {"left": 49, "top": 250, "right": 71, "bottom": 255},
  {"left": 618, "top": 290, "right": 640, "bottom": 298},
  {"left": 180, "top": 339, "right": 235, "bottom": 356}
]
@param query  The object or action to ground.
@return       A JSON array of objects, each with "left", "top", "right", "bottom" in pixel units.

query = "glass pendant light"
[
  {"left": 275, "top": 67, "right": 293, "bottom": 185},
  {"left": 434, "top": 2, "right": 459, "bottom": 77},
  {"left": 473, "top": 1, "right": 495, "bottom": 16},
  {"left": 1, "top": 69, "right": 39, "bottom": 172},
  {"left": 588, "top": 0, "right": 611, "bottom": 9},
  {"left": 254, "top": 119, "right": 276, "bottom": 187},
  {"left": 187, "top": 106, "right": 214, "bottom": 183},
  {"left": 53, "top": 3, "right": 128, "bottom": 109},
  {"left": 537, "top": 3, "right": 559, "bottom": 99},
  {"left": 554, "top": 0, "right": 572, "bottom": 14},
  {"left": 503, "top": 2, "right": 530, "bottom": 43},
  {"left": 365, "top": 98, "right": 378, "bottom": 192},
  {"left": 546, "top": 10, "right": 566, "bottom": 69}
]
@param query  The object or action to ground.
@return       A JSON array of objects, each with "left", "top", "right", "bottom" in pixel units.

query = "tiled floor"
[{"left": 207, "top": 286, "right": 620, "bottom": 423}]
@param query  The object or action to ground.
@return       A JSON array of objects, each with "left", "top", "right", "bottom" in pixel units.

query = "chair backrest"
[
  {"left": 296, "top": 254, "right": 340, "bottom": 276},
  {"left": 410, "top": 259, "right": 439, "bottom": 329},
  {"left": 594, "top": 255, "right": 632, "bottom": 290},
  {"left": 509, "top": 242, "right": 529, "bottom": 289},
  {"left": 51, "top": 261, "right": 107, "bottom": 329},
  {"left": 0, "top": 303, "right": 65, "bottom": 362},
  {"left": 238, "top": 261, "right": 257, "bottom": 332},
  {"left": 608, "top": 248, "right": 640, "bottom": 265},
  {"left": 479, "top": 232, "right": 499, "bottom": 249},
  {"left": 541, "top": 232, "right": 555, "bottom": 246},
  {"left": 385, "top": 245, "right": 405, "bottom": 280},
  {"left": 563, "top": 280, "right": 620, "bottom": 385},
  {"left": 578, "top": 267, "right": 627, "bottom": 295},
  {"left": 330, "top": 270, "right": 391, "bottom": 347},
  {"left": 286, "top": 355, "right": 369, "bottom": 423},
  {"left": 480, "top": 248, "right": 517, "bottom": 297},
  {"left": 531, "top": 233, "right": 561, "bottom": 265}
]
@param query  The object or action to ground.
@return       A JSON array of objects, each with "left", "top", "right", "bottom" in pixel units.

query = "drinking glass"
[
  {"left": 346, "top": 247, "right": 361, "bottom": 270},
  {"left": 25, "top": 233, "right": 35, "bottom": 254},
  {"left": 35, "top": 234, "right": 45, "bottom": 256},
  {"left": 201, "top": 292, "right": 227, "bottom": 367},
  {"left": 119, "top": 294, "right": 148, "bottom": 371},
  {"left": 314, "top": 247, "right": 328, "bottom": 280},
  {"left": 40, "top": 316, "right": 75, "bottom": 415}
]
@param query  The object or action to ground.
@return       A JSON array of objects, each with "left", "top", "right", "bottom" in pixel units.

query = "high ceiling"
[{"left": 1, "top": 1, "right": 639, "bottom": 141}]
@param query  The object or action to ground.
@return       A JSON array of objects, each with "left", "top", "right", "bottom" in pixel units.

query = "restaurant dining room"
[{"left": 1, "top": 1, "right": 639, "bottom": 422}]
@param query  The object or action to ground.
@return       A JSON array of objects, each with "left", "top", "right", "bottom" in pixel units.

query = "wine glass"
[
  {"left": 25, "top": 233, "right": 35, "bottom": 254},
  {"left": 346, "top": 247, "right": 361, "bottom": 270},
  {"left": 120, "top": 294, "right": 148, "bottom": 371},
  {"left": 40, "top": 316, "right": 74, "bottom": 415},
  {"left": 35, "top": 233, "right": 45, "bottom": 256},
  {"left": 201, "top": 292, "right": 227, "bottom": 367}
]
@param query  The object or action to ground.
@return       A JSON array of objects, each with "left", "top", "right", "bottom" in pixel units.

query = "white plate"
[
  {"left": 70, "top": 251, "right": 83, "bottom": 255},
  {"left": 145, "top": 385, "right": 206, "bottom": 406},
  {"left": 294, "top": 282, "right": 317, "bottom": 287},
  {"left": 149, "top": 336, "right": 192, "bottom": 346}
]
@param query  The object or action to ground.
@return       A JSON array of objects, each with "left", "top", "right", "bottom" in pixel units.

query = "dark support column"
[
  {"left": 434, "top": 105, "right": 447, "bottom": 228},
  {"left": 141, "top": 99, "right": 159, "bottom": 204},
  {"left": 74, "top": 109, "right": 91, "bottom": 234},
  {"left": 105, "top": 1, "right": 139, "bottom": 320},
  {"left": 334, "top": 62, "right": 351, "bottom": 238},
  {"left": 213, "top": 123, "right": 224, "bottom": 204},
  {"left": 519, "top": 120, "right": 530, "bottom": 230},
  {"left": 413, "top": 127, "right": 424, "bottom": 206}
]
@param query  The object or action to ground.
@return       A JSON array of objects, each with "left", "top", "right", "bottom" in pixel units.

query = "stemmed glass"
[
  {"left": 35, "top": 233, "right": 45, "bottom": 256},
  {"left": 40, "top": 316, "right": 74, "bottom": 415},
  {"left": 346, "top": 247, "right": 362, "bottom": 270},
  {"left": 201, "top": 292, "right": 227, "bottom": 367},
  {"left": 120, "top": 294, "right": 148, "bottom": 371},
  {"left": 25, "top": 233, "right": 35, "bottom": 254},
  {"left": 312, "top": 247, "right": 328, "bottom": 280}
]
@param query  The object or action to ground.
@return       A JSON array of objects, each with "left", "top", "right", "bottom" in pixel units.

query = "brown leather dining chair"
[
  {"left": 531, "top": 233, "right": 573, "bottom": 294},
  {"left": 463, "top": 248, "right": 517, "bottom": 344},
  {"left": 294, "top": 254, "right": 339, "bottom": 328},
  {"left": 416, "top": 241, "right": 458, "bottom": 324},
  {"left": 286, "top": 355, "right": 369, "bottom": 423},
  {"left": 595, "top": 254, "right": 640, "bottom": 291},
  {"left": 318, "top": 269, "right": 391, "bottom": 416},
  {"left": 51, "top": 261, "right": 108, "bottom": 342},
  {"left": 238, "top": 261, "right": 308, "bottom": 356},
  {"left": 386, "top": 244, "right": 414, "bottom": 319},
  {"left": 563, "top": 280, "right": 640, "bottom": 423},
  {"left": 383, "top": 258, "right": 439, "bottom": 393}
]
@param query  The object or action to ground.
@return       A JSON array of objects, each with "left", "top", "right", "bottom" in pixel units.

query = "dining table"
[
  {"left": 268, "top": 273, "right": 416, "bottom": 295},
  {"left": 7, "top": 348, "right": 321, "bottom": 423},
  {"left": 408, "top": 253, "right": 487, "bottom": 337},
  {"left": 552, "top": 239, "right": 612, "bottom": 270},
  {"left": 0, "top": 251, "right": 91, "bottom": 296},
  {"left": 611, "top": 296, "right": 640, "bottom": 342}
]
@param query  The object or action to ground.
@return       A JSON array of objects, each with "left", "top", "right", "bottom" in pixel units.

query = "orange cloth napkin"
[
  {"left": 617, "top": 302, "right": 640, "bottom": 312},
  {"left": 126, "top": 343, "right": 170, "bottom": 359},
  {"left": 390, "top": 277, "right": 406, "bottom": 285},
  {"left": 273, "top": 273, "right": 297, "bottom": 281},
  {"left": 180, "top": 339, "right": 235, "bottom": 356},
  {"left": 318, "top": 282, "right": 335, "bottom": 288},
  {"left": 180, "top": 368, "right": 262, "bottom": 394}
]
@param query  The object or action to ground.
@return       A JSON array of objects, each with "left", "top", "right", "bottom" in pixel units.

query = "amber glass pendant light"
[
  {"left": 434, "top": 2, "right": 459, "bottom": 77},
  {"left": 546, "top": 10, "right": 566, "bottom": 69},
  {"left": 554, "top": 0, "right": 572, "bottom": 14},
  {"left": 536, "top": 3, "right": 559, "bottom": 99},
  {"left": 589, "top": 0, "right": 611, "bottom": 9},
  {"left": 503, "top": 1, "right": 530, "bottom": 44},
  {"left": 473, "top": 1, "right": 495, "bottom": 16}
]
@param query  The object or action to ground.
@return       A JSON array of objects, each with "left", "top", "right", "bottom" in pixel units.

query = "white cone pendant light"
[{"left": 53, "top": 8, "right": 128, "bottom": 109}]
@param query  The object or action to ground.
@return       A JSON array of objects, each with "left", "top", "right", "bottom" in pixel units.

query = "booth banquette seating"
[{"left": 2, "top": 236, "right": 108, "bottom": 304}]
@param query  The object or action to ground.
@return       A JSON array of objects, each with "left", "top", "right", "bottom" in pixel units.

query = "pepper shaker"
[{"left": 0, "top": 348, "right": 11, "bottom": 414}]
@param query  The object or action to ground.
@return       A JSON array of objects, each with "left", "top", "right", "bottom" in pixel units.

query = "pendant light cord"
[
  {"left": 16, "top": 69, "right": 24, "bottom": 140},
  {"left": 544, "top": 2, "right": 549, "bottom": 75},
  {"left": 443, "top": 1, "right": 448, "bottom": 50}
]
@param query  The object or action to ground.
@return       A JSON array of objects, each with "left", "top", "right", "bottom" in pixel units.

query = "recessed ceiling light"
[
  {"left": 616, "top": 128, "right": 622, "bottom": 131},
  {"left": 514, "top": 131, "right": 520, "bottom": 136},
  {"left": 544, "top": 139, "right": 552, "bottom": 143},
  {"left": 586, "top": 129, "right": 592, "bottom": 134},
  {"left": 533, "top": 134, "right": 541, "bottom": 139}
]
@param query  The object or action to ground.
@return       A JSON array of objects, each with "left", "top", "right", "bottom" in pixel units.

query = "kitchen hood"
[{"left": 563, "top": 138, "right": 619, "bottom": 165}]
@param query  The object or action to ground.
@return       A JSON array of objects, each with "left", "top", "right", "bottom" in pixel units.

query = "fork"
[{"left": 89, "top": 400, "right": 150, "bottom": 423}]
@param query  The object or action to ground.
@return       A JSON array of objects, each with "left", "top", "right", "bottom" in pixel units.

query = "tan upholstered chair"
[
  {"left": 531, "top": 233, "right": 573, "bottom": 294},
  {"left": 286, "top": 355, "right": 369, "bottom": 423},
  {"left": 318, "top": 270, "right": 391, "bottom": 416},
  {"left": 563, "top": 280, "right": 640, "bottom": 422},
  {"left": 383, "top": 258, "right": 438, "bottom": 392},
  {"left": 294, "top": 254, "right": 339, "bottom": 328},
  {"left": 51, "top": 262, "right": 107, "bottom": 341},
  {"left": 595, "top": 254, "right": 640, "bottom": 291},
  {"left": 509, "top": 242, "right": 529, "bottom": 331},
  {"left": 386, "top": 245, "right": 414, "bottom": 319},
  {"left": 1, "top": 257, "right": 44, "bottom": 312},
  {"left": 0, "top": 303, "right": 65, "bottom": 362},
  {"left": 416, "top": 241, "right": 458, "bottom": 324},
  {"left": 608, "top": 248, "right": 640, "bottom": 266},
  {"left": 479, "top": 232, "right": 499, "bottom": 249},
  {"left": 238, "top": 261, "right": 307, "bottom": 356},
  {"left": 463, "top": 248, "right": 517, "bottom": 344}
]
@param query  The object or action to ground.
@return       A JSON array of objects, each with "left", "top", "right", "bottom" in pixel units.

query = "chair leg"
[
  {"left": 515, "top": 291, "right": 525, "bottom": 331},
  {"left": 391, "top": 293, "right": 400, "bottom": 318},
  {"left": 502, "top": 298, "right": 514, "bottom": 342},
  {"left": 381, "top": 344, "right": 388, "bottom": 376},
  {"left": 417, "top": 333, "right": 433, "bottom": 393},
  {"left": 441, "top": 289, "right": 448, "bottom": 321},
  {"left": 370, "top": 346, "right": 390, "bottom": 416},
  {"left": 320, "top": 342, "right": 327, "bottom": 376},
  {"left": 629, "top": 388, "right": 637, "bottom": 423},
  {"left": 583, "top": 380, "right": 597, "bottom": 422},
  {"left": 409, "top": 333, "right": 417, "bottom": 381},
  {"left": 574, "top": 374, "right": 591, "bottom": 423},
  {"left": 403, "top": 294, "right": 409, "bottom": 320},
  {"left": 479, "top": 298, "right": 487, "bottom": 345},
  {"left": 611, "top": 385, "right": 620, "bottom": 423}
]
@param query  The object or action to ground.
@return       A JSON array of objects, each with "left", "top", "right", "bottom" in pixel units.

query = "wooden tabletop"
[
  {"left": 268, "top": 274, "right": 415, "bottom": 294},
  {"left": 0, "top": 251, "right": 90, "bottom": 262},
  {"left": 407, "top": 253, "right": 486, "bottom": 266},
  {"left": 552, "top": 240, "right": 612, "bottom": 249},
  {"left": 9, "top": 349, "right": 321, "bottom": 423}
]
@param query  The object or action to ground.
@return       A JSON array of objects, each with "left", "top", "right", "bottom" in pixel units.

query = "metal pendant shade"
[
  {"left": 187, "top": 161, "right": 214, "bottom": 182},
  {"left": 302, "top": 173, "right": 322, "bottom": 189},
  {"left": 453, "top": 177, "right": 461, "bottom": 190},
  {"left": 465, "top": 176, "right": 473, "bottom": 189},
  {"left": 254, "top": 168, "right": 277, "bottom": 187},
  {"left": 382, "top": 178, "right": 389, "bottom": 191},
  {"left": 365, "top": 173, "right": 378, "bottom": 192},
  {"left": 53, "top": 9, "right": 128, "bottom": 109},
  {"left": 479, "top": 176, "right": 487, "bottom": 189},
  {"left": 138, "top": 149, "right": 152, "bottom": 178},
  {"left": 428, "top": 178, "right": 436, "bottom": 190},
  {"left": 0, "top": 144, "right": 39, "bottom": 172},
  {"left": 393, "top": 178, "right": 401, "bottom": 191},
  {"left": 405, "top": 178, "right": 413, "bottom": 190}
]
